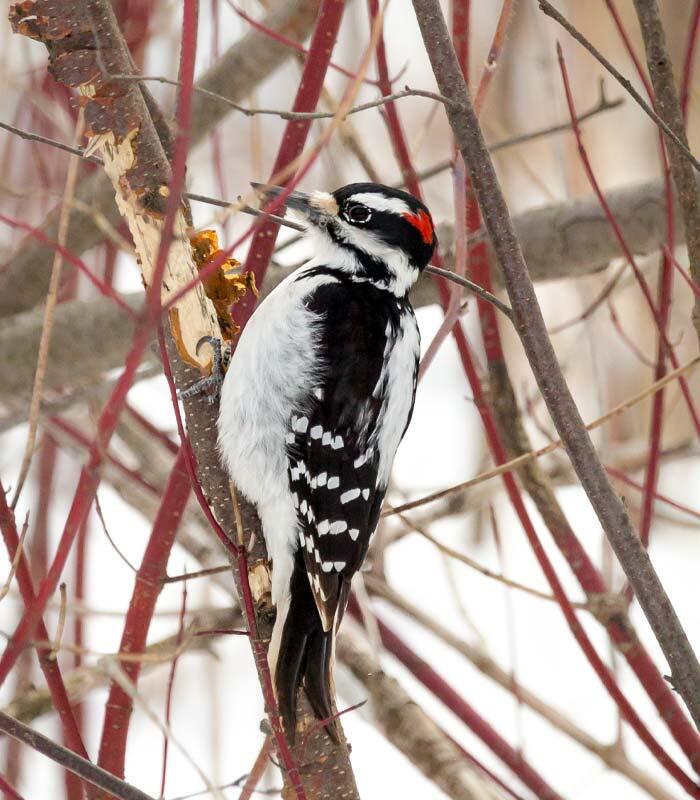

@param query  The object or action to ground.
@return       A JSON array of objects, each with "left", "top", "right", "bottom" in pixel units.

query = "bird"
[{"left": 216, "top": 182, "right": 436, "bottom": 741}]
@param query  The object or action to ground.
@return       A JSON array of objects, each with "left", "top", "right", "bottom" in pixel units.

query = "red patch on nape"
[{"left": 403, "top": 209, "right": 434, "bottom": 245}]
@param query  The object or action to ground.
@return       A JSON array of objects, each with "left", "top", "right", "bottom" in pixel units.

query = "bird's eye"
[{"left": 344, "top": 204, "right": 371, "bottom": 224}]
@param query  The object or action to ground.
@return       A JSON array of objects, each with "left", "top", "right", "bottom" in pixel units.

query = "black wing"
[{"left": 285, "top": 277, "right": 412, "bottom": 630}]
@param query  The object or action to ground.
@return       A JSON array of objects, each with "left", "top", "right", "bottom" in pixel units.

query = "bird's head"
[{"left": 255, "top": 182, "right": 436, "bottom": 296}]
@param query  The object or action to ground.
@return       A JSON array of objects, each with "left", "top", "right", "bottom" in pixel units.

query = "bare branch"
[
  {"left": 412, "top": 0, "right": 700, "bottom": 732},
  {"left": 337, "top": 626, "right": 504, "bottom": 800},
  {"left": 0, "top": 711, "right": 155, "bottom": 800},
  {"left": 632, "top": 0, "right": 700, "bottom": 345},
  {"left": 0, "top": 0, "right": 323, "bottom": 318},
  {"left": 538, "top": 0, "right": 700, "bottom": 174}
]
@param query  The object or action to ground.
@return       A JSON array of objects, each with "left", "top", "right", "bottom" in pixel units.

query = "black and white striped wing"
[{"left": 285, "top": 280, "right": 408, "bottom": 631}]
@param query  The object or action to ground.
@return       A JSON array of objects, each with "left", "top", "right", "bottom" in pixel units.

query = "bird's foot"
[{"left": 178, "top": 336, "right": 230, "bottom": 405}]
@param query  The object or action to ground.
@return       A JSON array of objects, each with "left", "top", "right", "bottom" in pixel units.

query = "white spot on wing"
[
  {"left": 327, "top": 476, "right": 340, "bottom": 490},
  {"left": 310, "top": 425, "right": 323, "bottom": 439},
  {"left": 322, "top": 431, "right": 332, "bottom": 445},
  {"left": 349, "top": 528, "right": 360, "bottom": 541},
  {"left": 362, "top": 488, "right": 370, "bottom": 500},
  {"left": 340, "top": 489, "right": 361, "bottom": 504},
  {"left": 331, "top": 435, "right": 343, "bottom": 450},
  {"left": 317, "top": 519, "right": 330, "bottom": 535},
  {"left": 330, "top": 520, "right": 347, "bottom": 534},
  {"left": 317, "top": 472, "right": 327, "bottom": 486}
]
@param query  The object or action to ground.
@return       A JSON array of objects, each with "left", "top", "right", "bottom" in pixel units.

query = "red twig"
[
  {"left": 375, "top": 615, "right": 564, "bottom": 800},
  {"left": 602, "top": 0, "right": 677, "bottom": 553},
  {"left": 472, "top": 0, "right": 514, "bottom": 115},
  {"left": 51, "top": 417, "right": 160, "bottom": 495},
  {"left": 236, "top": 0, "right": 346, "bottom": 328},
  {"left": 0, "top": 213, "right": 135, "bottom": 317},
  {"left": 226, "top": 0, "right": 376, "bottom": 87},
  {"left": 667, "top": 245, "right": 700, "bottom": 297},
  {"left": 606, "top": 464, "right": 700, "bottom": 522},
  {"left": 447, "top": 732, "right": 529, "bottom": 800},
  {"left": 238, "top": 739, "right": 272, "bottom": 800},
  {"left": 0, "top": 0, "right": 199, "bottom": 694},
  {"left": 371, "top": 2, "right": 700, "bottom": 780},
  {"left": 96, "top": 447, "right": 191, "bottom": 781},
  {"left": 124, "top": 405, "right": 179, "bottom": 456},
  {"left": 0, "top": 774, "right": 25, "bottom": 800},
  {"left": 0, "top": 480, "right": 89, "bottom": 764},
  {"left": 607, "top": 299, "right": 656, "bottom": 368},
  {"left": 556, "top": 45, "right": 700, "bottom": 436}
]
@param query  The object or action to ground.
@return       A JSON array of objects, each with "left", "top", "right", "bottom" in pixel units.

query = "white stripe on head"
[
  {"left": 303, "top": 221, "right": 418, "bottom": 296},
  {"left": 347, "top": 192, "right": 411, "bottom": 216}
]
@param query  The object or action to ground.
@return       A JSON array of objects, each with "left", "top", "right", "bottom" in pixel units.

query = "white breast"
[{"left": 218, "top": 267, "right": 333, "bottom": 506}]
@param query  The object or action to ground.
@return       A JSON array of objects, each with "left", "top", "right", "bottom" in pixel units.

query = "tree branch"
[
  {"left": 632, "top": 0, "right": 700, "bottom": 345},
  {"left": 0, "top": 0, "right": 323, "bottom": 318},
  {"left": 337, "top": 626, "right": 503, "bottom": 800},
  {"left": 0, "top": 711, "right": 156, "bottom": 800},
  {"left": 412, "top": 0, "right": 700, "bottom": 734}
]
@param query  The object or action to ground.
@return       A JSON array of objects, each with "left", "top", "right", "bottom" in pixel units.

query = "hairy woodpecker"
[{"left": 217, "top": 182, "right": 436, "bottom": 740}]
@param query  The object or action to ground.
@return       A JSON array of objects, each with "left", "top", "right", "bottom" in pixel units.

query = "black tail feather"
[
  {"left": 303, "top": 626, "right": 339, "bottom": 743},
  {"left": 274, "top": 550, "right": 339, "bottom": 744}
]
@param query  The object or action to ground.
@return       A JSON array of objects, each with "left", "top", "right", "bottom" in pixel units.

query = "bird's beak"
[{"left": 251, "top": 183, "right": 338, "bottom": 225}]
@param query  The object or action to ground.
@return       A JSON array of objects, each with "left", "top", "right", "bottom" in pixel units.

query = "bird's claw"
[{"left": 178, "top": 336, "right": 230, "bottom": 405}]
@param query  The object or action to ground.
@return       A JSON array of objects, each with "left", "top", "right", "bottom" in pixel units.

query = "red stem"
[
  {"left": 0, "top": 0, "right": 199, "bottom": 692},
  {"left": 0, "top": 481, "right": 89, "bottom": 764},
  {"left": 95, "top": 446, "right": 191, "bottom": 781},
  {"left": 367, "top": 1, "right": 700, "bottom": 782},
  {"left": 0, "top": 214, "right": 135, "bottom": 317},
  {"left": 236, "top": 0, "right": 346, "bottom": 328},
  {"left": 602, "top": 0, "right": 677, "bottom": 552},
  {"left": 373, "top": 613, "right": 564, "bottom": 800},
  {"left": 0, "top": 774, "right": 25, "bottom": 800}
]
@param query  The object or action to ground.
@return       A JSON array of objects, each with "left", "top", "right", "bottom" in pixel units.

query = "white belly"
[{"left": 217, "top": 267, "right": 334, "bottom": 602}]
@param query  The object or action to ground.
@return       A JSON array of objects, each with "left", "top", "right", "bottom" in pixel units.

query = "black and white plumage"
[{"left": 217, "top": 182, "right": 436, "bottom": 740}]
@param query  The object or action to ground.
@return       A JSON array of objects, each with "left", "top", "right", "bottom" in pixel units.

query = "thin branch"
[
  {"left": 0, "top": 711, "right": 155, "bottom": 800},
  {"left": 387, "top": 355, "right": 700, "bottom": 516},
  {"left": 632, "top": 0, "right": 700, "bottom": 350},
  {"left": 415, "top": 0, "right": 700, "bottom": 740},
  {"left": 538, "top": 0, "right": 700, "bottom": 174},
  {"left": 108, "top": 76, "right": 459, "bottom": 120},
  {"left": 367, "top": 578, "right": 681, "bottom": 800}
]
